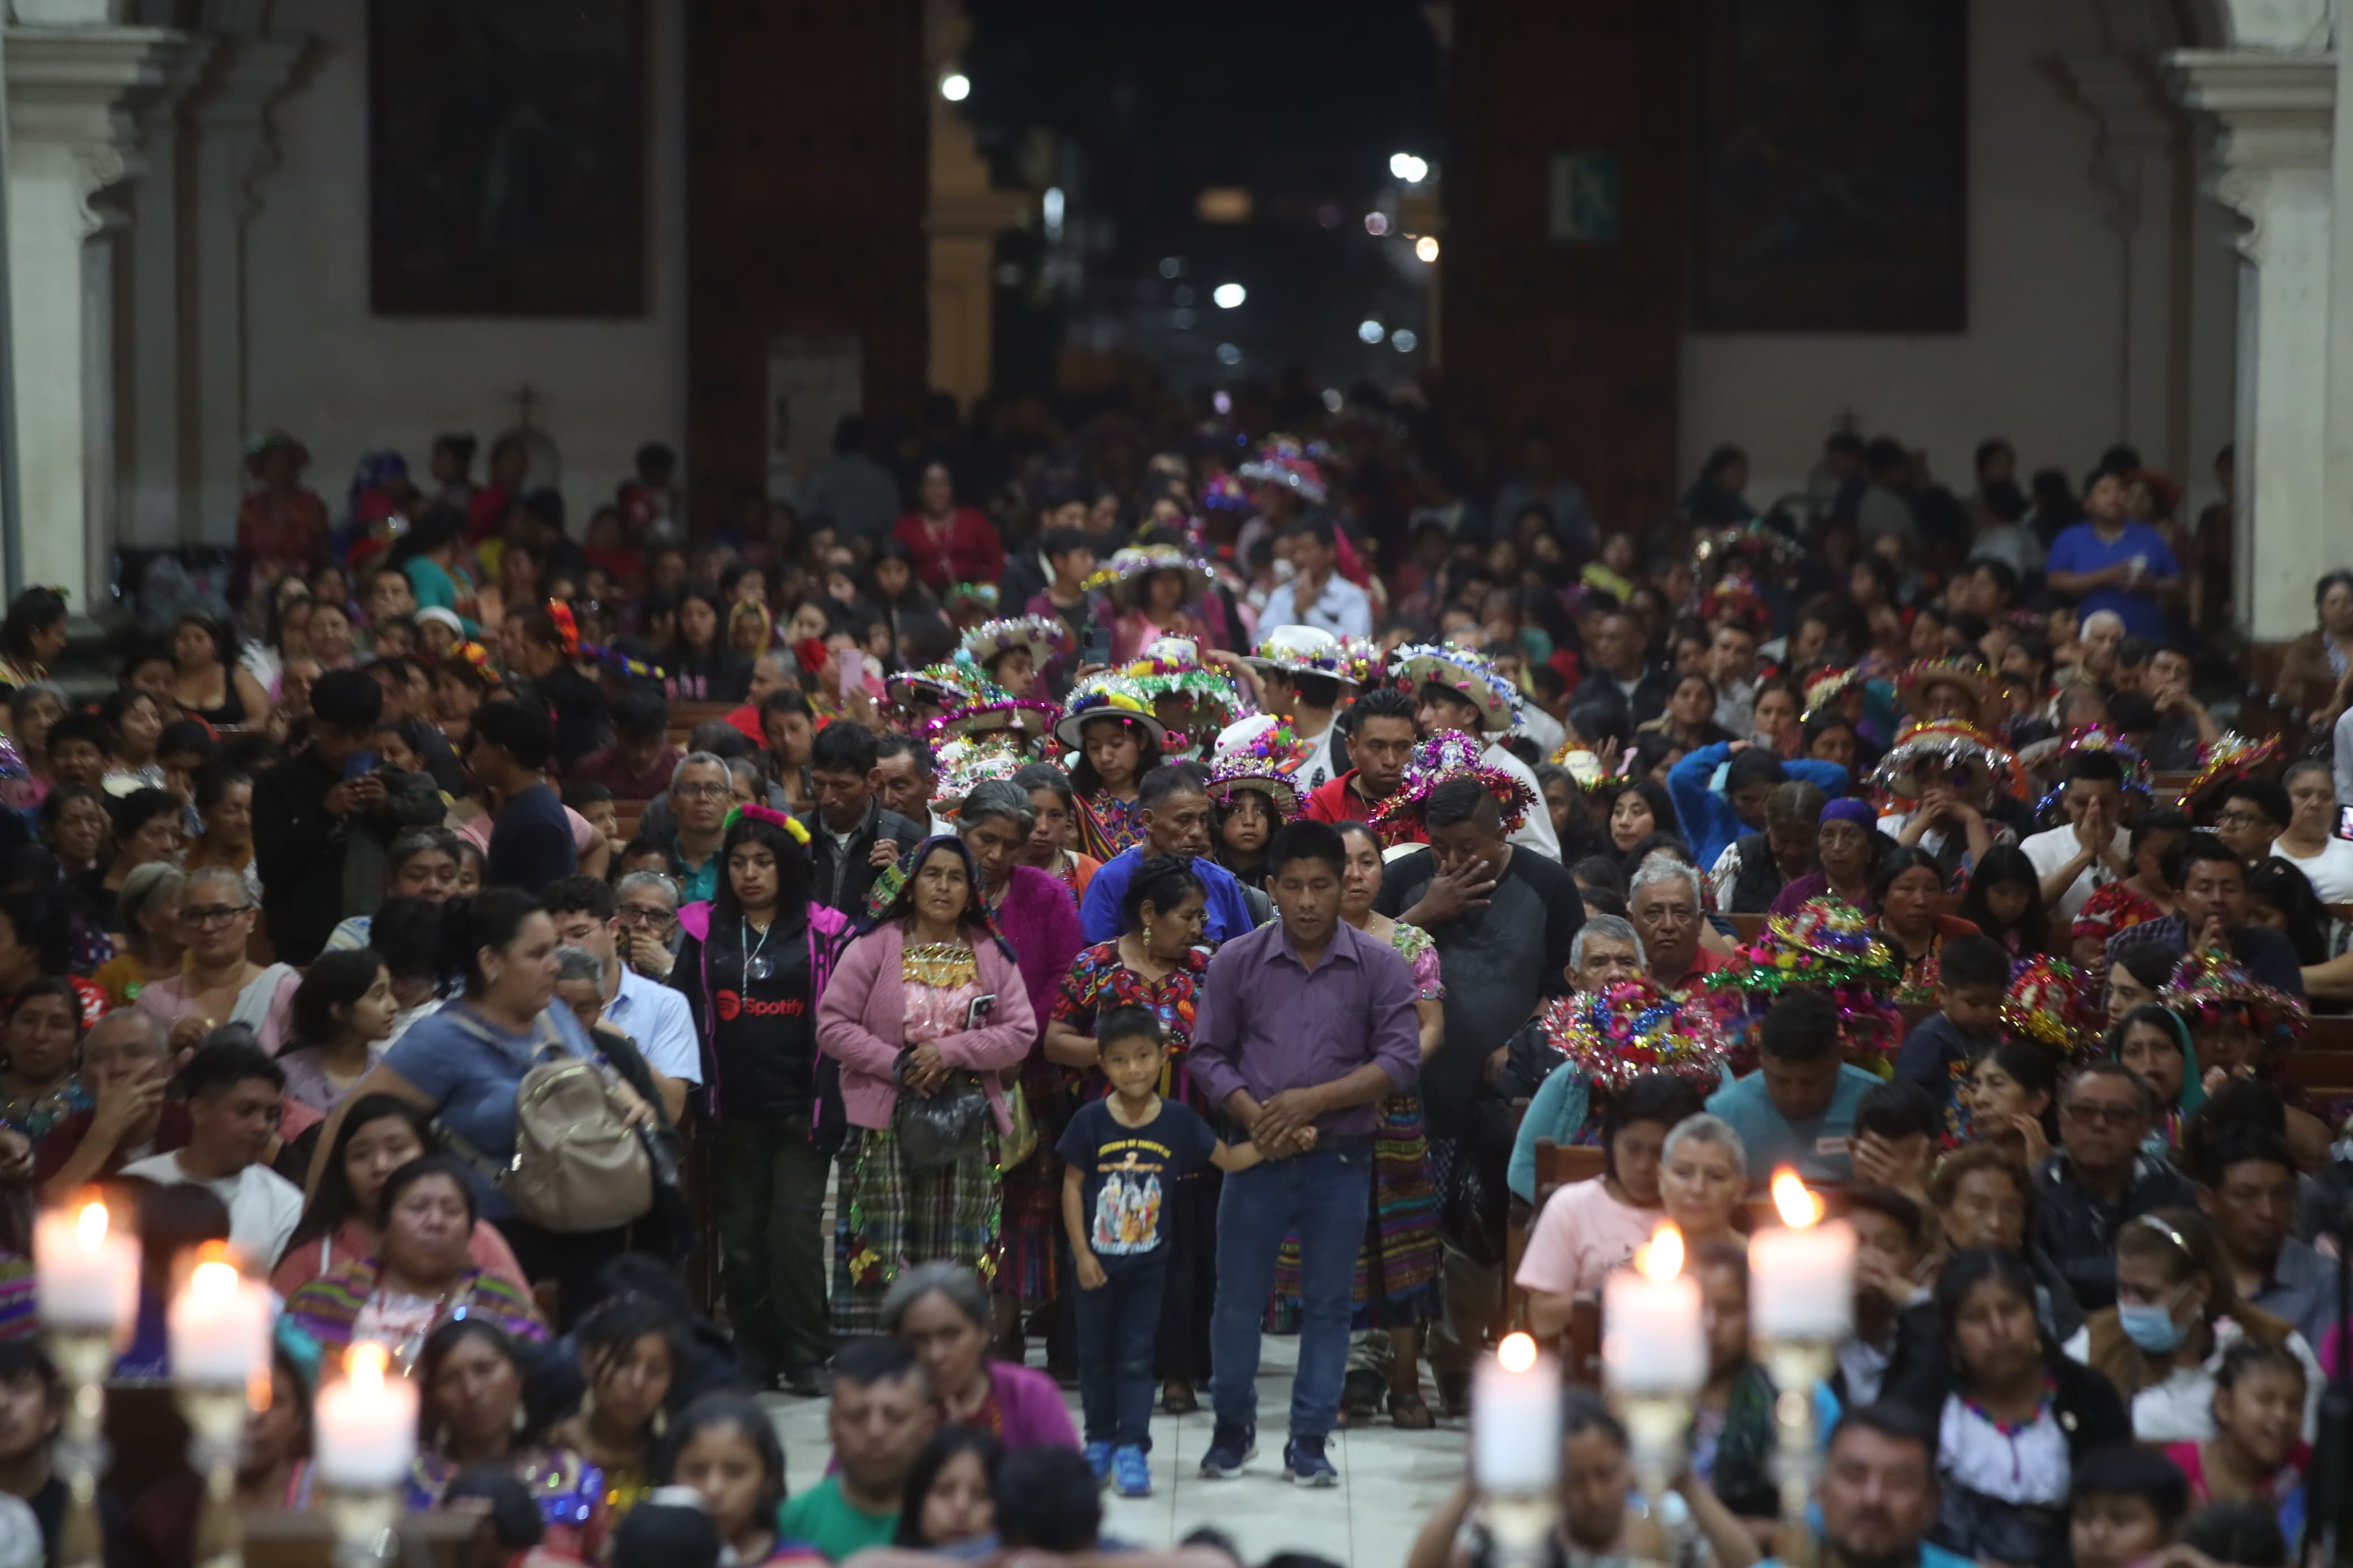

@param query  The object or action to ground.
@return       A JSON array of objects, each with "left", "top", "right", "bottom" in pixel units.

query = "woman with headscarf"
[
  {"left": 816, "top": 836, "right": 1038, "bottom": 1335},
  {"left": 2108, "top": 1004, "right": 2205, "bottom": 1155},
  {"left": 1766, "top": 797, "right": 1882, "bottom": 915}
]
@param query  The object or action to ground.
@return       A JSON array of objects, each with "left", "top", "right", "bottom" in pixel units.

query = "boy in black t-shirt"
[{"left": 1057, "top": 1007, "right": 1275, "bottom": 1498}]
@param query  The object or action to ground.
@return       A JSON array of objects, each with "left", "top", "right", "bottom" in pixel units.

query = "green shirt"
[{"left": 777, "top": 1476, "right": 898, "bottom": 1563}]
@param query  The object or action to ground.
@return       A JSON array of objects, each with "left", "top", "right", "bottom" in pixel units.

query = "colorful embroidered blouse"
[
  {"left": 410, "top": 1447, "right": 607, "bottom": 1557},
  {"left": 1049, "top": 941, "right": 1207, "bottom": 1054},
  {"left": 1075, "top": 792, "right": 1147, "bottom": 861},
  {"left": 0, "top": 1078, "right": 88, "bottom": 1148},
  {"left": 283, "top": 1258, "right": 549, "bottom": 1357}
]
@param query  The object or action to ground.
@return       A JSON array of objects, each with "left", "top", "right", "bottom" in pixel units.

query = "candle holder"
[
  {"left": 46, "top": 1326, "right": 113, "bottom": 1568},
  {"left": 178, "top": 1380, "right": 252, "bottom": 1568},
  {"left": 1617, "top": 1392, "right": 1688, "bottom": 1567},
  {"left": 1761, "top": 1336, "right": 1839, "bottom": 1568},
  {"left": 1483, "top": 1488, "right": 1560, "bottom": 1568},
  {"left": 320, "top": 1481, "right": 402, "bottom": 1568}
]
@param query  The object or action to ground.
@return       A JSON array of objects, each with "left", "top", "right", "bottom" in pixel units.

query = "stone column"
[
  {"left": 4, "top": 14, "right": 192, "bottom": 599},
  {"left": 924, "top": 1, "right": 1025, "bottom": 417},
  {"left": 2168, "top": 49, "right": 2334, "bottom": 642},
  {"left": 117, "top": 33, "right": 212, "bottom": 549}
]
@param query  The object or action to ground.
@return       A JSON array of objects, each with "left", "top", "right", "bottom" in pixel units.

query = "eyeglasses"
[
  {"left": 2214, "top": 810, "right": 2269, "bottom": 830},
  {"left": 617, "top": 905, "right": 674, "bottom": 927},
  {"left": 179, "top": 905, "right": 251, "bottom": 927},
  {"left": 672, "top": 783, "right": 730, "bottom": 800},
  {"left": 2062, "top": 1100, "right": 2140, "bottom": 1128}
]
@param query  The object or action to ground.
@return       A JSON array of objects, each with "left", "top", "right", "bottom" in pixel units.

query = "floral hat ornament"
[
  {"left": 1692, "top": 519, "right": 1805, "bottom": 574},
  {"left": 1081, "top": 544, "right": 1215, "bottom": 606},
  {"left": 887, "top": 656, "right": 997, "bottom": 714},
  {"left": 1387, "top": 643, "right": 1520, "bottom": 734},
  {"left": 2175, "top": 732, "right": 2284, "bottom": 815},
  {"left": 1124, "top": 636, "right": 1244, "bottom": 720},
  {"left": 1236, "top": 434, "right": 1329, "bottom": 505},
  {"left": 1370, "top": 729, "right": 1534, "bottom": 835},
  {"left": 2161, "top": 945, "right": 2309, "bottom": 1044},
  {"left": 1546, "top": 740, "right": 1608, "bottom": 791},
  {"left": 1869, "top": 719, "right": 2030, "bottom": 804},
  {"left": 1206, "top": 721, "right": 1305, "bottom": 818},
  {"left": 2071, "top": 880, "right": 2167, "bottom": 947},
  {"left": 1529, "top": 978, "right": 1733, "bottom": 1099},
  {"left": 1701, "top": 897, "right": 1903, "bottom": 1062},
  {"left": 1054, "top": 671, "right": 1169, "bottom": 754},
  {"left": 1802, "top": 666, "right": 1861, "bottom": 722},
  {"left": 1898, "top": 657, "right": 2001, "bottom": 724},
  {"left": 1697, "top": 570, "right": 1767, "bottom": 635},
  {"left": 721, "top": 801, "right": 811, "bottom": 846},
  {"left": 1336, "top": 634, "right": 1386, "bottom": 690},
  {"left": 959, "top": 615, "right": 1072, "bottom": 676},
  {"left": 2030, "top": 724, "right": 2153, "bottom": 810},
  {"left": 929, "top": 737, "right": 1029, "bottom": 822},
  {"left": 1243, "top": 624, "right": 1351, "bottom": 681},
  {"left": 2002, "top": 956, "right": 2091, "bottom": 1056}
]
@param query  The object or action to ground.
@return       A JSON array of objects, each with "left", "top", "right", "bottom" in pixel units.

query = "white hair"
[
  {"left": 554, "top": 945, "right": 606, "bottom": 987},
  {"left": 1627, "top": 851, "right": 1701, "bottom": 909},
  {"left": 182, "top": 865, "right": 251, "bottom": 907},
  {"left": 1661, "top": 1112, "right": 1746, "bottom": 1173},
  {"left": 669, "top": 750, "right": 729, "bottom": 792},
  {"left": 615, "top": 871, "right": 679, "bottom": 910},
  {"left": 1569, "top": 914, "right": 1645, "bottom": 972}
]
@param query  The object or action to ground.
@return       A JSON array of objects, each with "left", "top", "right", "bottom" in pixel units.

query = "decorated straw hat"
[
  {"left": 1868, "top": 719, "right": 2030, "bottom": 804},
  {"left": 1898, "top": 657, "right": 2002, "bottom": 724},
  {"left": 928, "top": 737, "right": 1029, "bottom": 822},
  {"left": 1235, "top": 434, "right": 1329, "bottom": 506},
  {"left": 959, "top": 615, "right": 1071, "bottom": 675},
  {"left": 1081, "top": 545, "right": 1215, "bottom": 606},
  {"left": 1389, "top": 643, "right": 1519, "bottom": 734},
  {"left": 2175, "top": 732, "right": 2284, "bottom": 815},
  {"left": 1335, "top": 634, "right": 1386, "bottom": 690},
  {"left": 1242, "top": 624, "right": 1351, "bottom": 681},
  {"left": 1206, "top": 721, "right": 1306, "bottom": 818},
  {"left": 1802, "top": 666, "right": 1862, "bottom": 722},
  {"left": 1527, "top": 978, "right": 1732, "bottom": 1098},
  {"left": 1697, "top": 570, "right": 1768, "bottom": 634},
  {"left": 1370, "top": 728, "right": 1534, "bottom": 835},
  {"left": 2003, "top": 956, "right": 2091, "bottom": 1056},
  {"left": 2031, "top": 725, "right": 2156, "bottom": 826},
  {"left": 2161, "top": 945, "right": 2309, "bottom": 1044},
  {"left": 1054, "top": 672, "right": 1169, "bottom": 754},
  {"left": 1124, "top": 637, "right": 1244, "bottom": 730},
  {"left": 1702, "top": 896, "right": 1903, "bottom": 1061},
  {"left": 886, "top": 658, "right": 995, "bottom": 713}
]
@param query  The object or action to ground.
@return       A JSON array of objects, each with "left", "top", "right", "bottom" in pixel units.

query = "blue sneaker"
[
  {"left": 1083, "top": 1441, "right": 1113, "bottom": 1486},
  {"left": 1197, "top": 1422, "right": 1255, "bottom": 1478},
  {"left": 1112, "top": 1444, "right": 1152, "bottom": 1497},
  {"left": 1283, "top": 1435, "right": 1338, "bottom": 1488}
]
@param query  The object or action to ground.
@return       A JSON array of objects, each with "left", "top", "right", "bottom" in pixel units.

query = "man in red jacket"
[{"left": 1303, "top": 688, "right": 1425, "bottom": 847}]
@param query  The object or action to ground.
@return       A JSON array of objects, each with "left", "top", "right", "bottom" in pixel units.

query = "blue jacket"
[
  {"left": 1078, "top": 846, "right": 1259, "bottom": 945},
  {"left": 1667, "top": 743, "right": 1849, "bottom": 872}
]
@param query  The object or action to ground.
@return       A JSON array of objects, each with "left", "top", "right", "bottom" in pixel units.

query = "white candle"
[
  {"left": 1604, "top": 1224, "right": 1706, "bottom": 1394},
  {"left": 167, "top": 1260, "right": 273, "bottom": 1386},
  {"left": 1748, "top": 1170, "right": 1855, "bottom": 1340},
  {"left": 314, "top": 1344, "right": 419, "bottom": 1488},
  {"left": 34, "top": 1202, "right": 137, "bottom": 1334},
  {"left": 1473, "top": 1333, "right": 1561, "bottom": 1493}
]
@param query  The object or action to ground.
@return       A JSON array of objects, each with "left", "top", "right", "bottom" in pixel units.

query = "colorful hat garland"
[
  {"left": 1898, "top": 656, "right": 2001, "bottom": 723},
  {"left": 2032, "top": 725, "right": 2155, "bottom": 823},
  {"left": 959, "top": 615, "right": 1072, "bottom": 673},
  {"left": 456, "top": 641, "right": 502, "bottom": 686},
  {"left": 2002, "top": 956, "right": 2089, "bottom": 1056},
  {"left": 1081, "top": 545, "right": 1216, "bottom": 606},
  {"left": 1242, "top": 624, "right": 1350, "bottom": 680},
  {"left": 1701, "top": 897, "right": 1903, "bottom": 1059},
  {"left": 722, "top": 801, "right": 811, "bottom": 845},
  {"left": 1692, "top": 519, "right": 1805, "bottom": 574},
  {"left": 1370, "top": 728, "right": 1534, "bottom": 835},
  {"left": 1054, "top": 672, "right": 1169, "bottom": 754},
  {"left": 1124, "top": 637, "right": 1244, "bottom": 712},
  {"left": 2161, "top": 945, "right": 2309, "bottom": 1044},
  {"left": 1530, "top": 978, "right": 1732, "bottom": 1099},
  {"left": 928, "top": 737, "right": 1029, "bottom": 820},
  {"left": 2071, "top": 880, "right": 2168, "bottom": 944},
  {"left": 1868, "top": 719, "right": 2029, "bottom": 804},
  {"left": 1697, "top": 569, "right": 1767, "bottom": 634},
  {"left": 1206, "top": 721, "right": 1306, "bottom": 818},
  {"left": 1802, "top": 666, "right": 1861, "bottom": 722},
  {"left": 887, "top": 658, "right": 996, "bottom": 712},
  {"left": 943, "top": 582, "right": 1001, "bottom": 613},
  {"left": 2175, "top": 732, "right": 2283, "bottom": 814},
  {"left": 1387, "top": 643, "right": 1519, "bottom": 734},
  {"left": 1235, "top": 434, "right": 1329, "bottom": 505},
  {"left": 1546, "top": 741, "right": 1608, "bottom": 791},
  {"left": 1335, "top": 635, "right": 1386, "bottom": 691},
  {"left": 545, "top": 597, "right": 664, "bottom": 682}
]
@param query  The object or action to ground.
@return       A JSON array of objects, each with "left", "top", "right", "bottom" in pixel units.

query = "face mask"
[{"left": 2117, "top": 1301, "right": 2184, "bottom": 1353}]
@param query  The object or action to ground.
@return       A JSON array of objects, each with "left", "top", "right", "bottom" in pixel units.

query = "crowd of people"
[{"left": 0, "top": 404, "right": 2334, "bottom": 1568}]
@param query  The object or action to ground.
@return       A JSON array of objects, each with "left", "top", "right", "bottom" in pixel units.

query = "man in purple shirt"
[{"left": 1188, "top": 819, "right": 1420, "bottom": 1488}]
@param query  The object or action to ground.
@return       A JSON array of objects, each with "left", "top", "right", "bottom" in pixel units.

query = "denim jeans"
[
  {"left": 1072, "top": 1251, "right": 1167, "bottom": 1448},
  {"left": 1209, "top": 1138, "right": 1373, "bottom": 1440}
]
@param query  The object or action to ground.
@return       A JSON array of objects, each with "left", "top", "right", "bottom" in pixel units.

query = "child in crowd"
[
  {"left": 1057, "top": 1007, "right": 1268, "bottom": 1497},
  {"left": 1958, "top": 843, "right": 2047, "bottom": 957},
  {"left": 1839, "top": 1185, "right": 1929, "bottom": 1408},
  {"left": 1891, "top": 932, "right": 2011, "bottom": 1142},
  {"left": 2068, "top": 1444, "right": 2191, "bottom": 1568},
  {"left": 2164, "top": 1341, "right": 2310, "bottom": 1545}
]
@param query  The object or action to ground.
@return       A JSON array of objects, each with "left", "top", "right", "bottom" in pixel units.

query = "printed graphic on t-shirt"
[{"left": 1088, "top": 1144, "right": 1169, "bottom": 1255}]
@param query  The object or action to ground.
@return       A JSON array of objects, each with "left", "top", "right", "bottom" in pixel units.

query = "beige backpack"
[{"left": 437, "top": 1016, "right": 652, "bottom": 1233}]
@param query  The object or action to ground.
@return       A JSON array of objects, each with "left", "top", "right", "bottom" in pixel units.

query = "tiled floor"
[{"left": 761, "top": 1337, "right": 1468, "bottom": 1568}]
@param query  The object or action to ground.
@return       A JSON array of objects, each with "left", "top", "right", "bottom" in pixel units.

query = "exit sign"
[{"left": 1548, "top": 151, "right": 1622, "bottom": 244}]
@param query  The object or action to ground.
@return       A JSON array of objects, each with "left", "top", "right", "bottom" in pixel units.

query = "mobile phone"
[
  {"left": 838, "top": 647, "right": 864, "bottom": 699},
  {"left": 965, "top": 994, "right": 997, "bottom": 1031},
  {"left": 2338, "top": 805, "right": 2353, "bottom": 842},
  {"left": 1081, "top": 625, "right": 1112, "bottom": 667},
  {"left": 342, "top": 751, "right": 378, "bottom": 781}
]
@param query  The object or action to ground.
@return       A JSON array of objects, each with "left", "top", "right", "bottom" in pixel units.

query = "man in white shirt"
[
  {"left": 2021, "top": 750, "right": 2131, "bottom": 924},
  {"left": 1256, "top": 519, "right": 1371, "bottom": 640},
  {"left": 122, "top": 1037, "right": 302, "bottom": 1268},
  {"left": 543, "top": 875, "right": 697, "bottom": 1121}
]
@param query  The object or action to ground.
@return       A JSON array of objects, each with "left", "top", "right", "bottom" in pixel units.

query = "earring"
[
  {"left": 1143, "top": 921, "right": 1153, "bottom": 944},
  {"left": 579, "top": 1388, "right": 596, "bottom": 1420},
  {"left": 512, "top": 1403, "right": 529, "bottom": 1434},
  {"left": 652, "top": 1410, "right": 667, "bottom": 1440}
]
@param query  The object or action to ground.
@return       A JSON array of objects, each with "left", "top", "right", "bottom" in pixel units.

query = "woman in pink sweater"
[
  {"left": 817, "top": 836, "right": 1036, "bottom": 1336},
  {"left": 882, "top": 1262, "right": 1077, "bottom": 1453}
]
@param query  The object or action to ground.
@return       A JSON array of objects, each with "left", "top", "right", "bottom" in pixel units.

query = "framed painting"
[
  {"left": 1692, "top": 0, "right": 1968, "bottom": 332},
  {"left": 370, "top": 0, "right": 648, "bottom": 317}
]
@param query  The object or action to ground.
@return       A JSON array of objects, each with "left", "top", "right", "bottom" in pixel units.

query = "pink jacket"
[{"left": 816, "top": 923, "right": 1037, "bottom": 1133}]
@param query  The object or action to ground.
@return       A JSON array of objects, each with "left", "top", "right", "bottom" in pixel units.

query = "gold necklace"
[{"left": 902, "top": 939, "right": 976, "bottom": 989}]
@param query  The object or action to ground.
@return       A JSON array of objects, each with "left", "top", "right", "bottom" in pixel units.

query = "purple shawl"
[
  {"left": 984, "top": 1359, "right": 1081, "bottom": 1452},
  {"left": 991, "top": 864, "right": 1085, "bottom": 1056}
]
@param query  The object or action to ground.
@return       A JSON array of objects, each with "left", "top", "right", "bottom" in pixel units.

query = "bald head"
[{"left": 81, "top": 1009, "right": 167, "bottom": 1095}]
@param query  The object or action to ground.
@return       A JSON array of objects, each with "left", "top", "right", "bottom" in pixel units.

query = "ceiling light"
[
  {"left": 940, "top": 72, "right": 970, "bottom": 102},
  {"left": 1363, "top": 213, "right": 1390, "bottom": 236},
  {"left": 1212, "top": 283, "right": 1246, "bottom": 309},
  {"left": 1415, "top": 236, "right": 1440, "bottom": 264},
  {"left": 1393, "top": 329, "right": 1419, "bottom": 352},
  {"left": 1357, "top": 319, "right": 1386, "bottom": 344}
]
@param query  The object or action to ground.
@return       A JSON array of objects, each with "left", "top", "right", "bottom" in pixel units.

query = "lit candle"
[
  {"left": 1604, "top": 1223, "right": 1706, "bottom": 1394},
  {"left": 314, "top": 1344, "right": 418, "bottom": 1489},
  {"left": 1748, "top": 1169, "right": 1855, "bottom": 1340},
  {"left": 167, "top": 1259, "right": 273, "bottom": 1386},
  {"left": 1473, "top": 1332, "right": 1561, "bottom": 1493},
  {"left": 34, "top": 1202, "right": 136, "bottom": 1335}
]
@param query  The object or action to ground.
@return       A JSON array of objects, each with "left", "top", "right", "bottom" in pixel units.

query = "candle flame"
[
  {"left": 1497, "top": 1332, "right": 1537, "bottom": 1373},
  {"left": 74, "top": 1203, "right": 106, "bottom": 1250},
  {"left": 1772, "top": 1168, "right": 1822, "bottom": 1228},
  {"left": 1639, "top": 1222, "right": 1684, "bottom": 1280},
  {"left": 190, "top": 1260, "right": 239, "bottom": 1300},
  {"left": 348, "top": 1341, "right": 389, "bottom": 1394}
]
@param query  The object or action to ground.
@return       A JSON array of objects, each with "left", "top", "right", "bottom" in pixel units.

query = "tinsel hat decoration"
[
  {"left": 1081, "top": 545, "right": 1215, "bottom": 606},
  {"left": 928, "top": 737, "right": 1029, "bottom": 822},
  {"left": 1054, "top": 672, "right": 1169, "bottom": 754},
  {"left": 1869, "top": 719, "right": 2030, "bottom": 804},
  {"left": 1335, "top": 634, "right": 1386, "bottom": 690},
  {"left": 1529, "top": 978, "right": 1732, "bottom": 1099},
  {"left": 1546, "top": 740, "right": 1607, "bottom": 791},
  {"left": 1206, "top": 721, "right": 1306, "bottom": 819},
  {"left": 942, "top": 581, "right": 1001, "bottom": 615},
  {"left": 886, "top": 656, "right": 993, "bottom": 712},
  {"left": 1371, "top": 728, "right": 1534, "bottom": 835},
  {"left": 1698, "top": 569, "right": 1767, "bottom": 634},
  {"left": 2161, "top": 945, "right": 2309, "bottom": 1044},
  {"left": 2003, "top": 956, "right": 2091, "bottom": 1056},
  {"left": 2175, "top": 732, "right": 2283, "bottom": 815},
  {"left": 1898, "top": 657, "right": 2001, "bottom": 724},
  {"left": 1236, "top": 434, "right": 1329, "bottom": 505},
  {"left": 1692, "top": 519, "right": 1805, "bottom": 574},
  {"left": 1124, "top": 637, "right": 1244, "bottom": 725},
  {"left": 1388, "top": 643, "right": 1520, "bottom": 734},
  {"left": 1802, "top": 666, "right": 1863, "bottom": 722},
  {"left": 1242, "top": 624, "right": 1350, "bottom": 680},
  {"left": 2032, "top": 725, "right": 2156, "bottom": 824},
  {"left": 958, "top": 615, "right": 1072, "bottom": 675},
  {"left": 1702, "top": 896, "right": 1903, "bottom": 1060}
]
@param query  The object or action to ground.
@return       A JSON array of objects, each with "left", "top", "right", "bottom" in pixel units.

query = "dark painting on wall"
[
  {"left": 1692, "top": 0, "right": 1967, "bottom": 332},
  {"left": 370, "top": 0, "right": 647, "bottom": 317}
]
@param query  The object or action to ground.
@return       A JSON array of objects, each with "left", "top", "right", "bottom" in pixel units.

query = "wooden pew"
[{"left": 1727, "top": 913, "right": 1766, "bottom": 945}]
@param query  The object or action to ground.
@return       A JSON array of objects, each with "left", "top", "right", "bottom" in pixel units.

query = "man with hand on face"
[
  {"left": 1078, "top": 766, "right": 1259, "bottom": 945},
  {"left": 1303, "top": 688, "right": 1420, "bottom": 843},
  {"left": 36, "top": 1011, "right": 179, "bottom": 1200},
  {"left": 2105, "top": 832, "right": 2305, "bottom": 996},
  {"left": 2142, "top": 643, "right": 2218, "bottom": 770},
  {"left": 2023, "top": 749, "right": 2132, "bottom": 924},
  {"left": 1191, "top": 820, "right": 1419, "bottom": 1488}
]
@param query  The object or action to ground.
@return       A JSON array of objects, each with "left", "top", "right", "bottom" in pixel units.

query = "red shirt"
[
  {"left": 893, "top": 508, "right": 1004, "bottom": 591},
  {"left": 1656, "top": 945, "right": 1735, "bottom": 992},
  {"left": 1303, "top": 771, "right": 1428, "bottom": 849}
]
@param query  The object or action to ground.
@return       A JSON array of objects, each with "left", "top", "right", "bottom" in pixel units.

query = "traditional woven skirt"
[
  {"left": 994, "top": 1063, "right": 1079, "bottom": 1305},
  {"left": 1266, "top": 1091, "right": 1442, "bottom": 1332},
  {"left": 833, "top": 1122, "right": 1002, "bottom": 1336}
]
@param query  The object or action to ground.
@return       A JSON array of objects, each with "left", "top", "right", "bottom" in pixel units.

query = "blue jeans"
[
  {"left": 1209, "top": 1138, "right": 1373, "bottom": 1440},
  {"left": 1072, "top": 1251, "right": 1167, "bottom": 1448}
]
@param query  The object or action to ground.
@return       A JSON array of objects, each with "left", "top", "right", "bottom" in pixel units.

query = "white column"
[
  {"left": 2169, "top": 49, "right": 2336, "bottom": 641},
  {"left": 117, "top": 35, "right": 210, "bottom": 548},
  {"left": 4, "top": 18, "right": 192, "bottom": 599}
]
